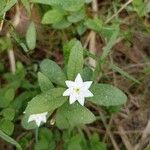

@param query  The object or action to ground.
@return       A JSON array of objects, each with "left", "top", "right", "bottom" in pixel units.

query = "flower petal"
[
  {"left": 28, "top": 115, "right": 35, "bottom": 123},
  {"left": 83, "top": 81, "right": 93, "bottom": 89},
  {"left": 36, "top": 119, "right": 41, "bottom": 127},
  {"left": 65, "top": 81, "right": 75, "bottom": 88},
  {"left": 84, "top": 90, "right": 93, "bottom": 97},
  {"left": 63, "top": 89, "right": 71, "bottom": 96},
  {"left": 77, "top": 96, "right": 85, "bottom": 106},
  {"left": 69, "top": 95, "right": 76, "bottom": 104},
  {"left": 75, "top": 74, "right": 83, "bottom": 86}
]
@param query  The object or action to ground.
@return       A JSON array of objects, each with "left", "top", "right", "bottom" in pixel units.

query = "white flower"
[
  {"left": 28, "top": 112, "right": 48, "bottom": 127},
  {"left": 63, "top": 73, "right": 93, "bottom": 106}
]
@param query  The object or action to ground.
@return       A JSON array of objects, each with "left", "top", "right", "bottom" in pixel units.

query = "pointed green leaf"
[
  {"left": 25, "top": 88, "right": 67, "bottom": 114},
  {"left": 38, "top": 72, "right": 54, "bottom": 92},
  {"left": 67, "top": 40, "right": 84, "bottom": 80},
  {"left": 88, "top": 84, "right": 127, "bottom": 106},
  {"left": 42, "top": 9, "right": 65, "bottom": 24},
  {"left": 26, "top": 22, "right": 36, "bottom": 50},
  {"left": 40, "top": 59, "right": 67, "bottom": 86}
]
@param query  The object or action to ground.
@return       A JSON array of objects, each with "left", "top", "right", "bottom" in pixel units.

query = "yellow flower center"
[{"left": 74, "top": 88, "right": 80, "bottom": 93}]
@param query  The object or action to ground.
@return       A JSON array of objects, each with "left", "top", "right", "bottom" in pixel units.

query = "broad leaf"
[
  {"left": 67, "top": 40, "right": 84, "bottom": 80},
  {"left": 42, "top": 9, "right": 65, "bottom": 24},
  {"left": 52, "top": 19, "right": 71, "bottom": 29},
  {"left": 25, "top": 88, "right": 67, "bottom": 114},
  {"left": 88, "top": 84, "right": 127, "bottom": 106},
  {"left": 67, "top": 9, "right": 85, "bottom": 23},
  {"left": 40, "top": 59, "right": 67, "bottom": 86},
  {"left": 56, "top": 102, "right": 96, "bottom": 129},
  {"left": 38, "top": 72, "right": 54, "bottom": 92}
]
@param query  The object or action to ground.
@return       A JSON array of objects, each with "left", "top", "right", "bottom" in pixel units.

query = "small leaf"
[
  {"left": 0, "top": 0, "right": 17, "bottom": 16},
  {"left": 0, "top": 88, "right": 15, "bottom": 108},
  {"left": 67, "top": 40, "right": 84, "bottom": 80},
  {"left": 0, "top": 0, "right": 6, "bottom": 14},
  {"left": 38, "top": 72, "right": 54, "bottom": 92},
  {"left": 0, "top": 119, "right": 14, "bottom": 136},
  {"left": 88, "top": 84, "right": 127, "bottom": 106},
  {"left": 40, "top": 59, "right": 67, "bottom": 87},
  {"left": 61, "top": 0, "right": 85, "bottom": 12},
  {"left": 52, "top": 19, "right": 71, "bottom": 29},
  {"left": 25, "top": 88, "right": 67, "bottom": 114},
  {"left": 67, "top": 9, "right": 85, "bottom": 23},
  {"left": 81, "top": 67, "right": 93, "bottom": 81},
  {"left": 84, "top": 18, "right": 102, "bottom": 32},
  {"left": 2, "top": 108, "right": 15, "bottom": 121},
  {"left": 63, "top": 39, "right": 77, "bottom": 64},
  {"left": 42, "top": 9, "right": 65, "bottom": 24},
  {"left": 0, "top": 130, "right": 22, "bottom": 150},
  {"left": 56, "top": 102, "right": 96, "bottom": 129},
  {"left": 26, "top": 22, "right": 36, "bottom": 50},
  {"left": 109, "top": 64, "right": 140, "bottom": 84}
]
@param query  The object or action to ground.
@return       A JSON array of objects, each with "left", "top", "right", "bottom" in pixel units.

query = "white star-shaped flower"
[
  {"left": 28, "top": 112, "right": 48, "bottom": 127},
  {"left": 63, "top": 73, "right": 93, "bottom": 106}
]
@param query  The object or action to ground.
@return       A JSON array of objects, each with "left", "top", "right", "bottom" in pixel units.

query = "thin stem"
[{"left": 35, "top": 128, "right": 39, "bottom": 143}]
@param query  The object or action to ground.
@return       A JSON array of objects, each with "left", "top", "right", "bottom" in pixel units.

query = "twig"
[
  {"left": 105, "top": 0, "right": 133, "bottom": 24},
  {"left": 7, "top": 3, "right": 20, "bottom": 74},
  {"left": 88, "top": 0, "right": 98, "bottom": 68},
  {"left": 115, "top": 119, "right": 134, "bottom": 150},
  {"left": 0, "top": 13, "right": 6, "bottom": 32}
]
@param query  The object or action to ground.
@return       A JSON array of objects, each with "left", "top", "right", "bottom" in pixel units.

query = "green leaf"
[
  {"left": 67, "top": 40, "right": 84, "bottom": 80},
  {"left": 2, "top": 108, "right": 15, "bottom": 121},
  {"left": 0, "top": 88, "right": 15, "bottom": 108},
  {"left": 40, "top": 59, "right": 67, "bottom": 86},
  {"left": 52, "top": 18, "right": 71, "bottom": 29},
  {"left": 63, "top": 39, "right": 77, "bottom": 64},
  {"left": 84, "top": 18, "right": 102, "bottom": 32},
  {"left": 26, "top": 22, "right": 36, "bottom": 50},
  {"left": 109, "top": 64, "right": 140, "bottom": 84},
  {"left": 90, "top": 133, "right": 107, "bottom": 150},
  {"left": 67, "top": 135, "right": 82, "bottom": 150},
  {"left": 61, "top": 0, "right": 85, "bottom": 12},
  {"left": 38, "top": 72, "right": 54, "bottom": 92},
  {"left": 56, "top": 102, "right": 96, "bottom": 129},
  {"left": 100, "top": 27, "right": 119, "bottom": 62},
  {"left": 81, "top": 67, "right": 93, "bottom": 81},
  {"left": 88, "top": 84, "right": 127, "bottom": 106},
  {"left": 0, "top": 0, "right": 6, "bottom": 15},
  {"left": 25, "top": 88, "right": 67, "bottom": 114},
  {"left": 67, "top": 9, "right": 85, "bottom": 23},
  {"left": 132, "top": 0, "right": 147, "bottom": 17},
  {"left": 42, "top": 9, "right": 65, "bottom": 24},
  {"left": 0, "top": 0, "right": 17, "bottom": 16},
  {"left": 31, "top": 0, "right": 55, "bottom": 5},
  {"left": 0, "top": 130, "right": 22, "bottom": 150},
  {"left": 0, "top": 119, "right": 14, "bottom": 136}
]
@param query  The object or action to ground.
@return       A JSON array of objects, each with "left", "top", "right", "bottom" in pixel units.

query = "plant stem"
[{"left": 35, "top": 128, "right": 39, "bottom": 143}]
